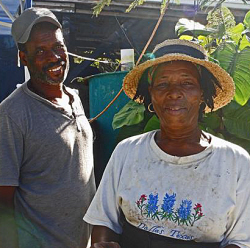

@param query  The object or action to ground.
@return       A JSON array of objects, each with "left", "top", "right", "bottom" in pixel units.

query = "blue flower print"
[
  {"left": 147, "top": 193, "right": 159, "bottom": 216},
  {"left": 161, "top": 193, "right": 176, "bottom": 214},
  {"left": 177, "top": 200, "right": 192, "bottom": 222},
  {"left": 135, "top": 193, "right": 204, "bottom": 226}
]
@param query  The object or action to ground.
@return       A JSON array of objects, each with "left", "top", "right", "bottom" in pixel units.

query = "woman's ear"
[
  {"left": 19, "top": 51, "right": 28, "bottom": 66},
  {"left": 200, "top": 92, "right": 204, "bottom": 103},
  {"left": 148, "top": 85, "right": 152, "bottom": 94}
]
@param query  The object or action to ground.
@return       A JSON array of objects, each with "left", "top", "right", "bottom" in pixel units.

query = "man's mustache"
[{"left": 42, "top": 60, "right": 66, "bottom": 72}]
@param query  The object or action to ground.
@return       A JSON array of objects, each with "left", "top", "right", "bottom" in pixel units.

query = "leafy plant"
[
  {"left": 93, "top": 0, "right": 248, "bottom": 17},
  {"left": 112, "top": 6, "right": 250, "bottom": 153}
]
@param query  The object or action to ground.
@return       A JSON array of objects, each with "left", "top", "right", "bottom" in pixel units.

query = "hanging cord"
[
  {"left": 115, "top": 15, "right": 140, "bottom": 57},
  {"left": 88, "top": 1, "right": 170, "bottom": 124}
]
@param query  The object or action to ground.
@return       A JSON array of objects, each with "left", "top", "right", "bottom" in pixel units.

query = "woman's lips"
[{"left": 164, "top": 106, "right": 186, "bottom": 115}]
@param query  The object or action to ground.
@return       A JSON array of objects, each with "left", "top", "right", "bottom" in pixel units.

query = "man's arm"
[
  {"left": 0, "top": 186, "right": 19, "bottom": 248},
  {"left": 90, "top": 225, "right": 120, "bottom": 248}
]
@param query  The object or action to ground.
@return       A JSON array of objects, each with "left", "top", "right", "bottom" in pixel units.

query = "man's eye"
[
  {"left": 55, "top": 45, "right": 64, "bottom": 50},
  {"left": 36, "top": 49, "right": 44, "bottom": 55}
]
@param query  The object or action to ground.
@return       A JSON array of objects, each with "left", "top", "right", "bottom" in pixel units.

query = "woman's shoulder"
[
  {"left": 117, "top": 130, "right": 157, "bottom": 147},
  {"left": 207, "top": 131, "right": 250, "bottom": 158}
]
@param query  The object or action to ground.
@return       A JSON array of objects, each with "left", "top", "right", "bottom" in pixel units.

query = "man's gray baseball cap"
[{"left": 11, "top": 7, "right": 62, "bottom": 45}]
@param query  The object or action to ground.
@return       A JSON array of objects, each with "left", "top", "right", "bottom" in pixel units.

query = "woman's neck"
[{"left": 155, "top": 126, "right": 209, "bottom": 157}]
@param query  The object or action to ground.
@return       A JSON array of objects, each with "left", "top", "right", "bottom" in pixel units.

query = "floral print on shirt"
[{"left": 136, "top": 193, "right": 204, "bottom": 226}]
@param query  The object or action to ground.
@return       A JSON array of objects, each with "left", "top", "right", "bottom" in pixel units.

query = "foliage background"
[{"left": 112, "top": 5, "right": 250, "bottom": 153}]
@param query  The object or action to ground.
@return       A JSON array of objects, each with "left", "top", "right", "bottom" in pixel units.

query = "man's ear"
[{"left": 19, "top": 51, "right": 28, "bottom": 66}]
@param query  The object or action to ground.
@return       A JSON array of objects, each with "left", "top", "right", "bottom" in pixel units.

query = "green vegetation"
[{"left": 93, "top": 0, "right": 248, "bottom": 16}]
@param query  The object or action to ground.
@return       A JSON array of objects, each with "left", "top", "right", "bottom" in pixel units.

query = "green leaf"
[
  {"left": 126, "top": 0, "right": 146, "bottom": 13},
  {"left": 228, "top": 23, "right": 245, "bottom": 45},
  {"left": 175, "top": 18, "right": 215, "bottom": 38},
  {"left": 115, "top": 112, "right": 153, "bottom": 143},
  {"left": 202, "top": 112, "right": 221, "bottom": 129},
  {"left": 222, "top": 100, "right": 241, "bottom": 116},
  {"left": 243, "top": 10, "right": 250, "bottom": 28},
  {"left": 212, "top": 42, "right": 250, "bottom": 105},
  {"left": 92, "top": 0, "right": 112, "bottom": 16},
  {"left": 206, "top": 6, "right": 236, "bottom": 38},
  {"left": 223, "top": 102, "right": 250, "bottom": 140},
  {"left": 199, "top": 123, "right": 215, "bottom": 135},
  {"left": 144, "top": 115, "right": 160, "bottom": 132},
  {"left": 112, "top": 100, "right": 145, "bottom": 130}
]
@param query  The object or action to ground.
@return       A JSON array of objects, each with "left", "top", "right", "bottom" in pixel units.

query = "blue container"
[{"left": 88, "top": 71, "right": 129, "bottom": 184}]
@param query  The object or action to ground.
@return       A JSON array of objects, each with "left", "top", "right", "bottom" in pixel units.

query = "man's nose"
[{"left": 47, "top": 50, "right": 61, "bottom": 62}]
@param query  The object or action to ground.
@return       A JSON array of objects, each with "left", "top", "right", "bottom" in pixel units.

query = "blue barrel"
[{"left": 88, "top": 71, "right": 129, "bottom": 184}]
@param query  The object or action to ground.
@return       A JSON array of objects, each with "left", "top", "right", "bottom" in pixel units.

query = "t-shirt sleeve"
[
  {"left": 221, "top": 151, "right": 250, "bottom": 248},
  {"left": 0, "top": 112, "right": 23, "bottom": 186},
  {"left": 83, "top": 143, "right": 124, "bottom": 234}
]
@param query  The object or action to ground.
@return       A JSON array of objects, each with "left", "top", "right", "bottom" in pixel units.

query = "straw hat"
[{"left": 123, "top": 39, "right": 235, "bottom": 112}]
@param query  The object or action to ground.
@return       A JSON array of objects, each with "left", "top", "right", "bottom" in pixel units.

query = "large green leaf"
[
  {"left": 243, "top": 10, "right": 250, "bottom": 28},
  {"left": 223, "top": 101, "right": 250, "bottom": 140},
  {"left": 112, "top": 100, "right": 145, "bottom": 130},
  {"left": 228, "top": 23, "right": 245, "bottom": 45},
  {"left": 232, "top": 47, "right": 250, "bottom": 105},
  {"left": 115, "top": 111, "right": 153, "bottom": 143},
  {"left": 202, "top": 111, "right": 221, "bottom": 130},
  {"left": 239, "top": 33, "right": 250, "bottom": 50},
  {"left": 175, "top": 18, "right": 215, "bottom": 38},
  {"left": 144, "top": 115, "right": 160, "bottom": 132},
  {"left": 212, "top": 42, "right": 250, "bottom": 105}
]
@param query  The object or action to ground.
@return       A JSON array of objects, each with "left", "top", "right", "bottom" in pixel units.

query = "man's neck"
[{"left": 28, "top": 80, "right": 63, "bottom": 100}]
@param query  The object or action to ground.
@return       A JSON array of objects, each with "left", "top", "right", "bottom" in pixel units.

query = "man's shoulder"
[
  {"left": 0, "top": 83, "right": 30, "bottom": 117},
  {"left": 1, "top": 86, "right": 22, "bottom": 106}
]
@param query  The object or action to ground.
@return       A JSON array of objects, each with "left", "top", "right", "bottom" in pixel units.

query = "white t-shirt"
[{"left": 84, "top": 130, "right": 250, "bottom": 248}]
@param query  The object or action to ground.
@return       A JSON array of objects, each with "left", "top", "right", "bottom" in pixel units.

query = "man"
[{"left": 0, "top": 7, "right": 96, "bottom": 248}]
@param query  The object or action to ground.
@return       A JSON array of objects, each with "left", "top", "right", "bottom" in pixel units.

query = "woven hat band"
[{"left": 154, "top": 45, "right": 206, "bottom": 59}]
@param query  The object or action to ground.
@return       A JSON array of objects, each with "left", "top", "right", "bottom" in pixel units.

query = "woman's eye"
[
  {"left": 182, "top": 81, "right": 194, "bottom": 86},
  {"left": 154, "top": 83, "right": 168, "bottom": 89}
]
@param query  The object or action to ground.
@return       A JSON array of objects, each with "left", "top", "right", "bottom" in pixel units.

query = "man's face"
[{"left": 20, "top": 23, "right": 69, "bottom": 85}]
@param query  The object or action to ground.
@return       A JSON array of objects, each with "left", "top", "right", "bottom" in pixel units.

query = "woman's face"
[{"left": 149, "top": 61, "right": 202, "bottom": 130}]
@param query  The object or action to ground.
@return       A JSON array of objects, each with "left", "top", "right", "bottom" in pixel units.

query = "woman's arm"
[{"left": 90, "top": 226, "right": 120, "bottom": 248}]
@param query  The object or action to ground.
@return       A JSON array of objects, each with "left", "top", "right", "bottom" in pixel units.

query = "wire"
[{"left": 68, "top": 52, "right": 118, "bottom": 64}]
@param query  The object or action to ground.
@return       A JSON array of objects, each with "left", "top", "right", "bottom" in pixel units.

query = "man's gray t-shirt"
[{"left": 0, "top": 82, "right": 96, "bottom": 248}]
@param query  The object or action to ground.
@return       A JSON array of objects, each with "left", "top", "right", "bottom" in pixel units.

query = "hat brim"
[
  {"left": 18, "top": 16, "right": 62, "bottom": 44},
  {"left": 123, "top": 54, "right": 235, "bottom": 113}
]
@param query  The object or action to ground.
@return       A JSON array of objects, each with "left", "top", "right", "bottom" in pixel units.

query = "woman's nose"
[{"left": 166, "top": 84, "right": 183, "bottom": 99}]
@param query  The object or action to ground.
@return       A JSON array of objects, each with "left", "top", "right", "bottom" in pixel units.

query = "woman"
[{"left": 84, "top": 39, "right": 250, "bottom": 248}]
